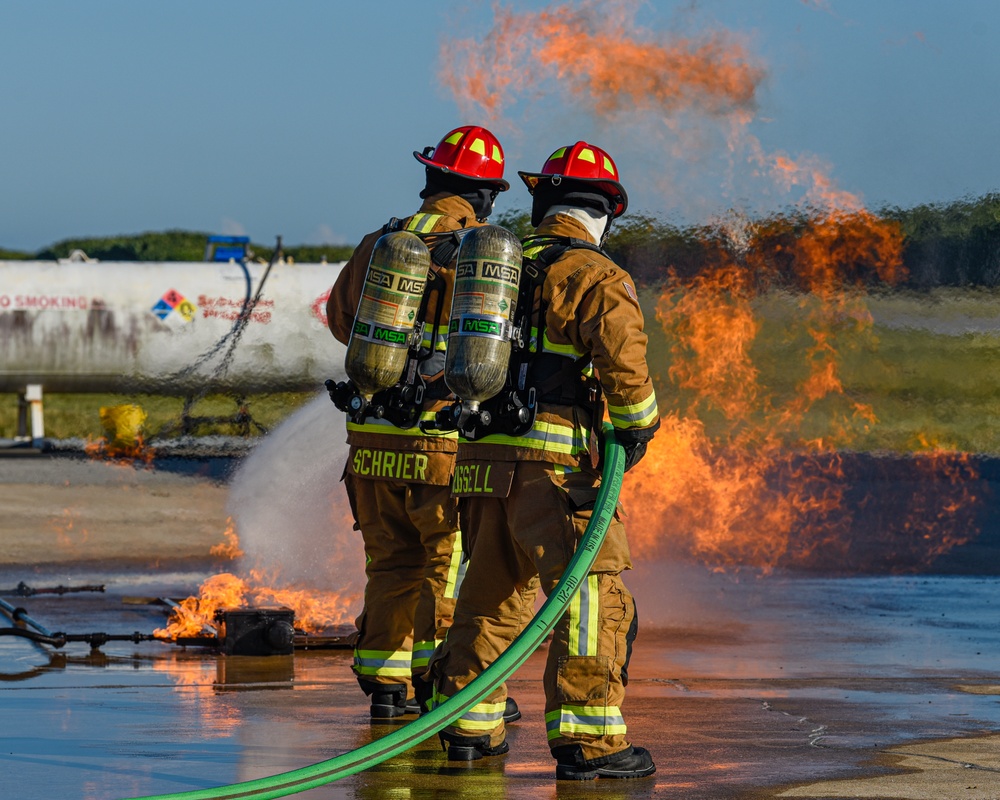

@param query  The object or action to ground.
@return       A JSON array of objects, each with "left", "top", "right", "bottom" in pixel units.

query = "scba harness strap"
[
  {"left": 431, "top": 235, "right": 608, "bottom": 441},
  {"left": 329, "top": 215, "right": 473, "bottom": 429}
]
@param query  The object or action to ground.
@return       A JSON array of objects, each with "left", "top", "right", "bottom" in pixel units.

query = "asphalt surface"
[{"left": 1, "top": 447, "right": 999, "bottom": 800}]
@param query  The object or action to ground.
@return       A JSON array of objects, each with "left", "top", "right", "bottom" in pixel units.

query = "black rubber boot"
[
  {"left": 502, "top": 696, "right": 522, "bottom": 723},
  {"left": 439, "top": 731, "right": 509, "bottom": 761},
  {"left": 552, "top": 744, "right": 656, "bottom": 780},
  {"left": 358, "top": 679, "right": 408, "bottom": 719},
  {"left": 413, "top": 677, "right": 434, "bottom": 716}
]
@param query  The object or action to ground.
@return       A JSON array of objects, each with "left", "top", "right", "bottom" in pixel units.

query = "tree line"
[{"left": 4, "top": 193, "right": 999, "bottom": 289}]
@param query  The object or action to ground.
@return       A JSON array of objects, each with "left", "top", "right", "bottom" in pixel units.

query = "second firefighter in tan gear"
[
  {"left": 326, "top": 125, "right": 515, "bottom": 718},
  {"left": 430, "top": 141, "right": 660, "bottom": 779}
]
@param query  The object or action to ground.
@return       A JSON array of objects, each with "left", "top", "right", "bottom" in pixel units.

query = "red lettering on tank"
[{"left": 0, "top": 296, "right": 9, "bottom": 308}]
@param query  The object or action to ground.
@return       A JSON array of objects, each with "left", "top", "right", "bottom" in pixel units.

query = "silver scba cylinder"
[
  {"left": 444, "top": 225, "right": 523, "bottom": 408},
  {"left": 345, "top": 231, "right": 431, "bottom": 399}
]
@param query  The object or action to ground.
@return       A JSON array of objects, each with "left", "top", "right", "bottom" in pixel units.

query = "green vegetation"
[
  {"left": 640, "top": 287, "right": 1000, "bottom": 455},
  {"left": 18, "top": 230, "right": 354, "bottom": 265},
  {"left": 0, "top": 247, "right": 31, "bottom": 260},
  {"left": 0, "top": 392, "right": 315, "bottom": 442}
]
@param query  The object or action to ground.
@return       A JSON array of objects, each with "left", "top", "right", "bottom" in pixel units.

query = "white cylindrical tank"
[{"left": 0, "top": 257, "right": 348, "bottom": 394}]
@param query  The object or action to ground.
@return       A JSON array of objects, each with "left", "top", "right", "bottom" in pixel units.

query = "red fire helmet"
[
  {"left": 414, "top": 125, "right": 509, "bottom": 190},
  {"left": 518, "top": 141, "right": 628, "bottom": 218}
]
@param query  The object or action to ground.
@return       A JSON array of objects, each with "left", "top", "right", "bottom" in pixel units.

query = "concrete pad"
[{"left": 2, "top": 450, "right": 1000, "bottom": 800}]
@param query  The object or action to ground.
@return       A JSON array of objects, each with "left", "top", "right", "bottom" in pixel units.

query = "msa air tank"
[
  {"left": 344, "top": 231, "right": 431, "bottom": 399},
  {"left": 443, "top": 225, "right": 523, "bottom": 408}
]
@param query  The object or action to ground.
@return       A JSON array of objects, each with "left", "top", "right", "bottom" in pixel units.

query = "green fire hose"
[{"left": 127, "top": 425, "right": 625, "bottom": 800}]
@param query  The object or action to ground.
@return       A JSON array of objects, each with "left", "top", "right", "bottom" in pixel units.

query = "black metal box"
[{"left": 215, "top": 607, "right": 295, "bottom": 656}]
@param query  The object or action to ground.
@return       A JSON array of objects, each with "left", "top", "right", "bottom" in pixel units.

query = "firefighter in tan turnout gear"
[
  {"left": 429, "top": 141, "right": 660, "bottom": 779},
  {"left": 326, "top": 125, "right": 519, "bottom": 722}
]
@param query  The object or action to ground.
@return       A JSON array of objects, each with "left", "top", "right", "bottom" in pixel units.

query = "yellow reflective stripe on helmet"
[
  {"left": 577, "top": 147, "right": 596, "bottom": 164},
  {"left": 353, "top": 647, "right": 412, "bottom": 677},
  {"left": 433, "top": 693, "right": 507, "bottom": 733},
  {"left": 347, "top": 412, "right": 458, "bottom": 438},
  {"left": 405, "top": 213, "right": 443, "bottom": 234},
  {"left": 545, "top": 705, "right": 627, "bottom": 740},
  {"left": 608, "top": 393, "right": 659, "bottom": 429},
  {"left": 470, "top": 419, "right": 588, "bottom": 455},
  {"left": 411, "top": 640, "right": 439, "bottom": 671},
  {"left": 444, "top": 131, "right": 464, "bottom": 145},
  {"left": 568, "top": 575, "right": 600, "bottom": 657},
  {"left": 443, "top": 534, "right": 466, "bottom": 601}
]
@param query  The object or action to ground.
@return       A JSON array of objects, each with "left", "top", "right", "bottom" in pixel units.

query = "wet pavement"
[{"left": 2, "top": 449, "right": 1000, "bottom": 800}]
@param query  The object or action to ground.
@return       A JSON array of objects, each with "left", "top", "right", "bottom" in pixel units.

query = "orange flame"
[
  {"left": 441, "top": 0, "right": 764, "bottom": 123},
  {"left": 84, "top": 433, "right": 155, "bottom": 466},
  {"left": 620, "top": 189, "right": 979, "bottom": 572},
  {"left": 209, "top": 518, "right": 244, "bottom": 560},
  {"left": 155, "top": 529, "right": 359, "bottom": 640}
]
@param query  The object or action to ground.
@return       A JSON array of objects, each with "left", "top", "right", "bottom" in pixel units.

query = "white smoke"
[{"left": 225, "top": 393, "right": 365, "bottom": 605}]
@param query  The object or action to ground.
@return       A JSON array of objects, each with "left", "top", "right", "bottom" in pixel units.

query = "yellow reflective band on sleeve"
[
  {"left": 411, "top": 640, "right": 440, "bottom": 671},
  {"left": 541, "top": 331, "right": 585, "bottom": 359},
  {"left": 608, "top": 393, "right": 659, "bottom": 429},
  {"left": 352, "top": 647, "right": 412, "bottom": 678},
  {"left": 567, "top": 574, "right": 600, "bottom": 657},
  {"left": 545, "top": 705, "right": 627, "bottom": 740},
  {"left": 405, "top": 213, "right": 443, "bottom": 234},
  {"left": 443, "top": 534, "right": 466, "bottom": 600},
  {"left": 347, "top": 412, "right": 458, "bottom": 439},
  {"left": 470, "top": 419, "right": 588, "bottom": 456}
]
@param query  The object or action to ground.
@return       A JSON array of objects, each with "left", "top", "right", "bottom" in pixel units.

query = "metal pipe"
[
  {"left": 0, "top": 582, "right": 105, "bottom": 597},
  {"left": 0, "top": 596, "right": 57, "bottom": 638}
]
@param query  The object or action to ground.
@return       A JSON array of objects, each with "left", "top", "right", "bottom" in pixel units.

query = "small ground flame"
[{"left": 155, "top": 530, "right": 359, "bottom": 640}]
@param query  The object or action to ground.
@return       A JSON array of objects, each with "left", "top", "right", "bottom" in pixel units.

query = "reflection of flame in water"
[
  {"left": 148, "top": 658, "right": 240, "bottom": 737},
  {"left": 441, "top": 2, "right": 981, "bottom": 572}
]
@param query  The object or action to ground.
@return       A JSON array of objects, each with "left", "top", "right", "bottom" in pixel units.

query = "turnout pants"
[
  {"left": 430, "top": 461, "right": 637, "bottom": 760},
  {"left": 345, "top": 475, "right": 465, "bottom": 692}
]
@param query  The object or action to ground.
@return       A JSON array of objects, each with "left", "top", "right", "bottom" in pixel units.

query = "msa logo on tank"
[
  {"left": 151, "top": 288, "right": 197, "bottom": 326},
  {"left": 367, "top": 267, "right": 426, "bottom": 296},
  {"left": 352, "top": 318, "right": 411, "bottom": 345},
  {"left": 456, "top": 260, "right": 520, "bottom": 285},
  {"left": 449, "top": 315, "right": 508, "bottom": 340}
]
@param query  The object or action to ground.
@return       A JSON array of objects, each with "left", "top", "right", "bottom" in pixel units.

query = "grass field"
[
  {"left": 3, "top": 288, "right": 999, "bottom": 454},
  {"left": 642, "top": 286, "right": 1000, "bottom": 455}
]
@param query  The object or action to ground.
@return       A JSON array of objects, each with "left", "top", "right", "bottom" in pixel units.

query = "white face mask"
[{"left": 543, "top": 204, "right": 609, "bottom": 245}]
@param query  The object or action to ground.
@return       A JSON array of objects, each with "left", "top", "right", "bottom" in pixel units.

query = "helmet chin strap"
[{"left": 542, "top": 204, "right": 609, "bottom": 246}]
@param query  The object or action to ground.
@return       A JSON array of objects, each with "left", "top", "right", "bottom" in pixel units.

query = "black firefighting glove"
[{"left": 615, "top": 420, "right": 660, "bottom": 473}]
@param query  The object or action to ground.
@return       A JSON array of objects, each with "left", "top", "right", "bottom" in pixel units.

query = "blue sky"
[{"left": 1, "top": 0, "right": 998, "bottom": 252}]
